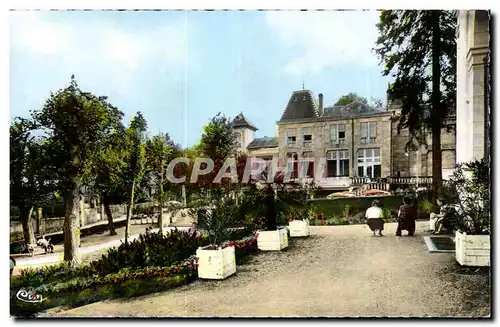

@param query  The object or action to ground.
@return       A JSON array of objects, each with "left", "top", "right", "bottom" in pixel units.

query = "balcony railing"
[
  {"left": 388, "top": 176, "right": 433, "bottom": 185},
  {"left": 303, "top": 140, "right": 312, "bottom": 148}
]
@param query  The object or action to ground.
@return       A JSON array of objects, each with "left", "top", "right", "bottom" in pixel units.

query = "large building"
[
  {"left": 232, "top": 90, "right": 456, "bottom": 190},
  {"left": 455, "top": 10, "right": 490, "bottom": 164}
]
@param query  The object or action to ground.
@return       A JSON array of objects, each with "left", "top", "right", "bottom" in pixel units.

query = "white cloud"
[
  {"left": 10, "top": 11, "right": 190, "bottom": 81},
  {"left": 265, "top": 10, "right": 381, "bottom": 76}
]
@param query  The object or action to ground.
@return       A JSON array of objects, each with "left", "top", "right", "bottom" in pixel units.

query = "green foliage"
[
  {"left": 33, "top": 75, "right": 124, "bottom": 190},
  {"left": 192, "top": 198, "right": 241, "bottom": 246},
  {"left": 199, "top": 112, "right": 237, "bottom": 161},
  {"left": 10, "top": 118, "right": 55, "bottom": 242},
  {"left": 145, "top": 133, "right": 174, "bottom": 204},
  {"left": 418, "top": 199, "right": 435, "bottom": 216},
  {"left": 448, "top": 158, "right": 490, "bottom": 235},
  {"left": 382, "top": 208, "right": 393, "bottom": 222},
  {"left": 334, "top": 92, "right": 368, "bottom": 106},
  {"left": 343, "top": 205, "right": 352, "bottom": 218},
  {"left": 309, "top": 196, "right": 403, "bottom": 219},
  {"left": 124, "top": 112, "right": 148, "bottom": 193},
  {"left": 439, "top": 180, "right": 460, "bottom": 205},
  {"left": 90, "top": 229, "right": 209, "bottom": 275},
  {"left": 374, "top": 10, "right": 456, "bottom": 195}
]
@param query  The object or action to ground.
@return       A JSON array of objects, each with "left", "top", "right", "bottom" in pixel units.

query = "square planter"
[
  {"left": 257, "top": 228, "right": 288, "bottom": 251},
  {"left": 455, "top": 231, "right": 490, "bottom": 267},
  {"left": 288, "top": 219, "right": 310, "bottom": 237},
  {"left": 196, "top": 245, "right": 236, "bottom": 280}
]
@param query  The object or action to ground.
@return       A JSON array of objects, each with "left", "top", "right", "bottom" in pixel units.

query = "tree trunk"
[
  {"left": 20, "top": 206, "right": 35, "bottom": 246},
  {"left": 159, "top": 165, "right": 165, "bottom": 234},
  {"left": 63, "top": 179, "right": 82, "bottom": 266},
  {"left": 125, "top": 180, "right": 136, "bottom": 244},
  {"left": 264, "top": 185, "right": 277, "bottom": 231},
  {"left": 431, "top": 12, "right": 443, "bottom": 200},
  {"left": 102, "top": 194, "right": 117, "bottom": 236}
]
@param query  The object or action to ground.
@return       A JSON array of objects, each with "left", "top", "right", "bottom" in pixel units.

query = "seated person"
[
  {"left": 396, "top": 197, "right": 418, "bottom": 236},
  {"left": 365, "top": 200, "right": 384, "bottom": 237},
  {"left": 429, "top": 198, "right": 446, "bottom": 232}
]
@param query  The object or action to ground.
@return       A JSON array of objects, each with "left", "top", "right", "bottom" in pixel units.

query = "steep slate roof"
[
  {"left": 247, "top": 137, "right": 279, "bottom": 150},
  {"left": 232, "top": 112, "right": 258, "bottom": 131},
  {"left": 322, "top": 101, "right": 386, "bottom": 118},
  {"left": 279, "top": 90, "right": 319, "bottom": 121}
]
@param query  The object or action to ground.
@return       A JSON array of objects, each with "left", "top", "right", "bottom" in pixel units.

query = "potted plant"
[
  {"left": 191, "top": 198, "right": 237, "bottom": 280},
  {"left": 448, "top": 158, "right": 490, "bottom": 267}
]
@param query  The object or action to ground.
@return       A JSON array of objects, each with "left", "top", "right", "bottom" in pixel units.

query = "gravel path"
[{"left": 48, "top": 222, "right": 491, "bottom": 318}]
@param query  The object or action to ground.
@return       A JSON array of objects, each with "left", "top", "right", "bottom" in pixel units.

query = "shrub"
[
  {"left": 89, "top": 229, "right": 210, "bottom": 276},
  {"left": 308, "top": 196, "right": 403, "bottom": 220},
  {"left": 448, "top": 158, "right": 490, "bottom": 235},
  {"left": 418, "top": 199, "right": 435, "bottom": 217}
]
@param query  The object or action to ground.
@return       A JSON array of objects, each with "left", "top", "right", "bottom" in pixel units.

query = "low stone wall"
[{"left": 10, "top": 204, "right": 129, "bottom": 241}]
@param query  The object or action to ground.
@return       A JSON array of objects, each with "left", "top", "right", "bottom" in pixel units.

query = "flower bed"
[
  {"left": 11, "top": 256, "right": 198, "bottom": 318},
  {"left": 222, "top": 235, "right": 258, "bottom": 265},
  {"left": 11, "top": 231, "right": 259, "bottom": 317}
]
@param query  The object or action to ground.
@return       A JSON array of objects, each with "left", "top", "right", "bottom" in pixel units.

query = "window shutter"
[
  {"left": 301, "top": 128, "right": 305, "bottom": 142},
  {"left": 370, "top": 122, "right": 377, "bottom": 138},
  {"left": 330, "top": 125, "right": 337, "bottom": 142}
]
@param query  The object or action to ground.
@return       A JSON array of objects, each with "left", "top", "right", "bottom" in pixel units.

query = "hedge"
[{"left": 308, "top": 196, "right": 403, "bottom": 219}]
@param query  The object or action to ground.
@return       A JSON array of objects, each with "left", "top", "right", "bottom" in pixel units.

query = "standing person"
[
  {"left": 396, "top": 197, "right": 418, "bottom": 236},
  {"left": 365, "top": 200, "right": 384, "bottom": 236}
]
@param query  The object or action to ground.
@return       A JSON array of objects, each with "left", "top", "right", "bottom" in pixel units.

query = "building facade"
[
  {"left": 232, "top": 89, "right": 456, "bottom": 190},
  {"left": 456, "top": 10, "right": 490, "bottom": 164}
]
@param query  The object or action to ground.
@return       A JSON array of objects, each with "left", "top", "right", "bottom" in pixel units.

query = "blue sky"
[{"left": 10, "top": 10, "right": 389, "bottom": 148}]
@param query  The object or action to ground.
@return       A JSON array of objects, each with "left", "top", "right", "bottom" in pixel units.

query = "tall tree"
[
  {"left": 334, "top": 92, "right": 368, "bottom": 106},
  {"left": 33, "top": 76, "right": 124, "bottom": 265},
  {"left": 374, "top": 10, "right": 456, "bottom": 196},
  {"left": 92, "top": 122, "right": 128, "bottom": 236},
  {"left": 145, "top": 133, "right": 174, "bottom": 233},
  {"left": 10, "top": 118, "right": 54, "bottom": 246},
  {"left": 123, "top": 112, "right": 148, "bottom": 243},
  {"left": 197, "top": 113, "right": 238, "bottom": 197}
]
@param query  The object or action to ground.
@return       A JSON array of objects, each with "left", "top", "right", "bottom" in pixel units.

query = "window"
[
  {"left": 301, "top": 128, "right": 312, "bottom": 147},
  {"left": 285, "top": 129, "right": 296, "bottom": 146},
  {"left": 356, "top": 148, "right": 381, "bottom": 178},
  {"left": 234, "top": 131, "right": 242, "bottom": 148},
  {"left": 326, "top": 150, "right": 349, "bottom": 177},
  {"left": 286, "top": 153, "right": 299, "bottom": 178},
  {"left": 330, "top": 124, "right": 346, "bottom": 144},
  {"left": 302, "top": 152, "right": 314, "bottom": 178},
  {"left": 360, "top": 122, "right": 377, "bottom": 143}
]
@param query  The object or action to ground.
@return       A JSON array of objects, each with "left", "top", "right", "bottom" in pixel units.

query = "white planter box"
[
  {"left": 257, "top": 228, "right": 288, "bottom": 251},
  {"left": 141, "top": 218, "right": 147, "bottom": 224},
  {"left": 288, "top": 219, "right": 310, "bottom": 237},
  {"left": 196, "top": 245, "right": 236, "bottom": 280},
  {"left": 455, "top": 231, "right": 490, "bottom": 267}
]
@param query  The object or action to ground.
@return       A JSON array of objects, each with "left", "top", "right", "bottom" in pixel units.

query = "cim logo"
[{"left": 16, "top": 289, "right": 43, "bottom": 303}]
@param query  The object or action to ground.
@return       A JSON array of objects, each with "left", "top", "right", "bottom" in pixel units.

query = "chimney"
[{"left": 318, "top": 93, "right": 324, "bottom": 116}]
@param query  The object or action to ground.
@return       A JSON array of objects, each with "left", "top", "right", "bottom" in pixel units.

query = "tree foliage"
[
  {"left": 32, "top": 75, "right": 124, "bottom": 264},
  {"left": 334, "top": 92, "right": 368, "bottom": 106},
  {"left": 10, "top": 118, "right": 54, "bottom": 245},
  {"left": 145, "top": 133, "right": 174, "bottom": 232},
  {"left": 374, "top": 10, "right": 457, "bottom": 195},
  {"left": 123, "top": 112, "right": 148, "bottom": 243}
]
